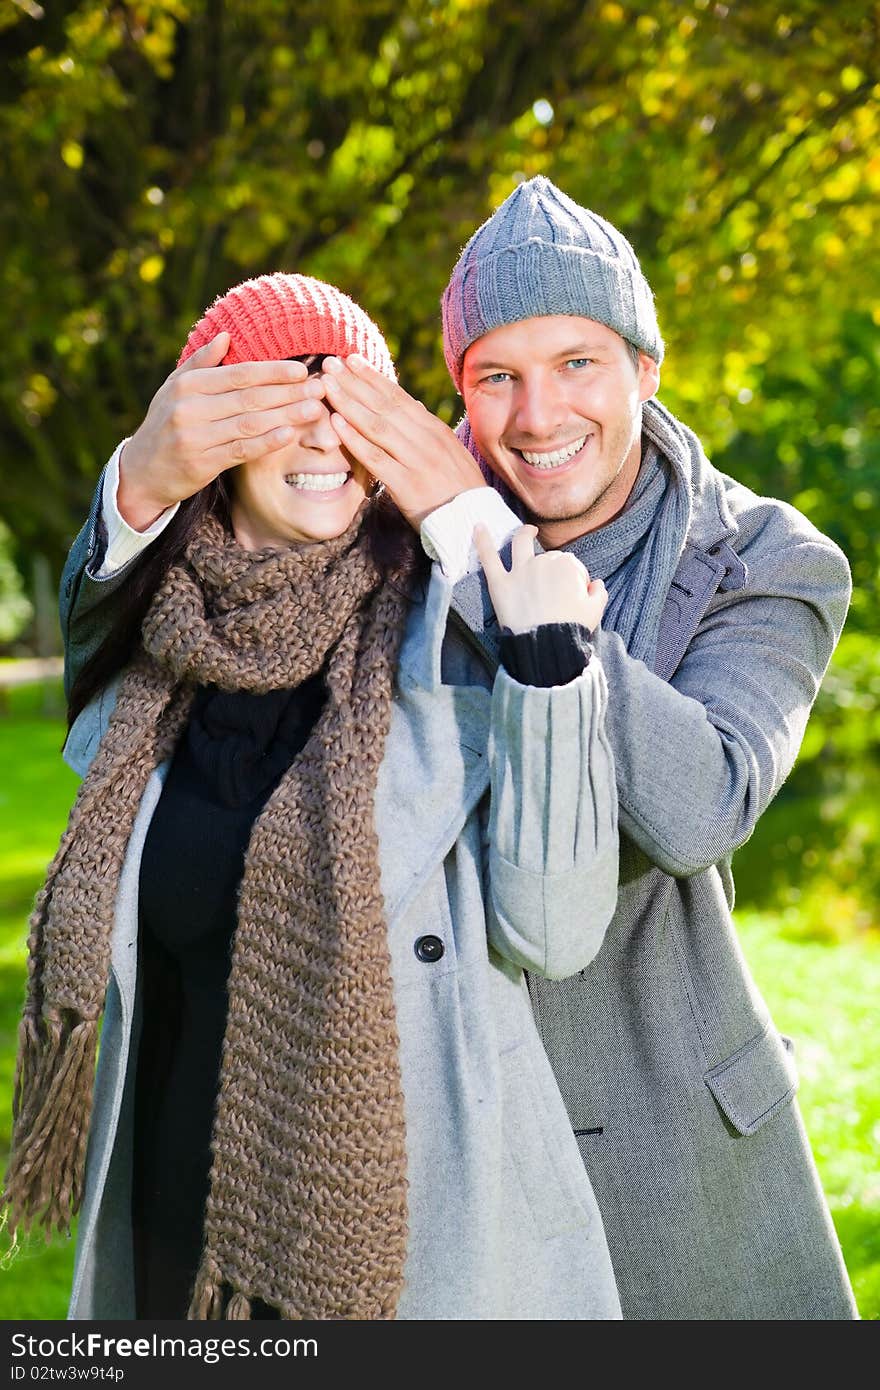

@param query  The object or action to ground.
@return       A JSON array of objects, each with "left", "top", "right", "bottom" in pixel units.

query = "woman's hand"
[
  {"left": 320, "top": 353, "right": 487, "bottom": 530},
  {"left": 474, "top": 524, "right": 608, "bottom": 635},
  {"left": 117, "top": 333, "right": 325, "bottom": 531}
]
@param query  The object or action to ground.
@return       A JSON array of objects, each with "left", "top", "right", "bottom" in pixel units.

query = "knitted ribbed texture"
[
  {"left": 442, "top": 176, "right": 663, "bottom": 389},
  {"left": 5, "top": 512, "right": 413, "bottom": 1320},
  {"left": 179, "top": 272, "right": 396, "bottom": 380}
]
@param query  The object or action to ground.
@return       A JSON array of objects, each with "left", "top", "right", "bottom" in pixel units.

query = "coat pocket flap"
[{"left": 704, "top": 1025, "right": 798, "bottom": 1136}]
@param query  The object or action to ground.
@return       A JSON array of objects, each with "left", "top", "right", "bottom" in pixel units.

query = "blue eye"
[
  {"left": 565, "top": 358, "right": 591, "bottom": 370},
  {"left": 484, "top": 372, "right": 511, "bottom": 384}
]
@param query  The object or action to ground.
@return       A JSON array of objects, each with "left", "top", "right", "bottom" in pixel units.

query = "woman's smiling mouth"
[{"left": 284, "top": 470, "right": 351, "bottom": 492}]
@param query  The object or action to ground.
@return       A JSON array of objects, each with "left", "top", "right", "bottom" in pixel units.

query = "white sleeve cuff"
[
  {"left": 98, "top": 441, "right": 180, "bottom": 576},
  {"left": 419, "top": 487, "right": 521, "bottom": 583}
]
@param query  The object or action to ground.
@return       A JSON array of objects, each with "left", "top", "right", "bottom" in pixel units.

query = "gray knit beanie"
[{"left": 442, "top": 176, "right": 663, "bottom": 389}]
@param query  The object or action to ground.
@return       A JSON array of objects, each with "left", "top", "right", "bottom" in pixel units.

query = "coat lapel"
[
  {"left": 375, "top": 681, "right": 490, "bottom": 926},
  {"left": 375, "top": 565, "right": 492, "bottom": 925}
]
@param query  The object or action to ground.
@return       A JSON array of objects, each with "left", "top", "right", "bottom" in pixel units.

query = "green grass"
[
  {"left": 734, "top": 908, "right": 880, "bottom": 1318},
  {"left": 0, "top": 684, "right": 876, "bottom": 1319},
  {"left": 0, "top": 684, "right": 79, "bottom": 1319}
]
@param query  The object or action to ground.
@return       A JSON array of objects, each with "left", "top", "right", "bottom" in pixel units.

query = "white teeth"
[
  {"left": 520, "top": 437, "right": 588, "bottom": 469},
  {"left": 285, "top": 471, "right": 349, "bottom": 491}
]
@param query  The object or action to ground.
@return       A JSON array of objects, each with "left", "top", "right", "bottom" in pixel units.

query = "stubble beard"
[
  {"left": 523, "top": 423, "right": 641, "bottom": 537},
  {"left": 524, "top": 466, "right": 624, "bottom": 530}
]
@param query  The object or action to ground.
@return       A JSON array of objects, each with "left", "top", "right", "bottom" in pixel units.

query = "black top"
[
  {"left": 132, "top": 677, "right": 324, "bottom": 1319},
  {"left": 130, "top": 622, "right": 591, "bottom": 1317}
]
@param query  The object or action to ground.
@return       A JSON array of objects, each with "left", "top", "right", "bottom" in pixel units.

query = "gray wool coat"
[
  {"left": 448, "top": 441, "right": 858, "bottom": 1320},
  {"left": 58, "top": 513, "right": 622, "bottom": 1321}
]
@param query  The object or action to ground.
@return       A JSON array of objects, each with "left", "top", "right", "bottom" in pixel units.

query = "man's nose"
[{"left": 512, "top": 376, "right": 565, "bottom": 440}]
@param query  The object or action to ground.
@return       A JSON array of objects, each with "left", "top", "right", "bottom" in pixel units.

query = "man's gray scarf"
[{"left": 457, "top": 398, "right": 698, "bottom": 669}]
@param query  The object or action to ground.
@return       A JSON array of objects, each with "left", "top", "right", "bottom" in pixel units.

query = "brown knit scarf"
[{"left": 4, "top": 510, "right": 414, "bottom": 1319}]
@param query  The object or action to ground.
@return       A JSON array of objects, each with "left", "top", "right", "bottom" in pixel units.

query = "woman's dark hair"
[{"left": 67, "top": 357, "right": 428, "bottom": 728}]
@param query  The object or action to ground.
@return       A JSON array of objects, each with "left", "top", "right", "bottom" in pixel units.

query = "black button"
[{"left": 414, "top": 935, "right": 444, "bottom": 963}]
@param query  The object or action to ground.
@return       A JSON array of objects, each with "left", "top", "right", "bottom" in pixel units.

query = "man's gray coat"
[{"left": 447, "top": 430, "right": 858, "bottom": 1320}]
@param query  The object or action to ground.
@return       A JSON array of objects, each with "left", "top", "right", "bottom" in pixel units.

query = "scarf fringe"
[
  {"left": 226, "top": 1292, "right": 253, "bottom": 1320},
  {"left": 11, "top": 1013, "right": 41, "bottom": 1124},
  {"left": 188, "top": 1263, "right": 253, "bottom": 1320},
  {"left": 189, "top": 1263, "right": 225, "bottom": 1320},
  {"left": 3, "top": 1013, "right": 98, "bottom": 1236}
]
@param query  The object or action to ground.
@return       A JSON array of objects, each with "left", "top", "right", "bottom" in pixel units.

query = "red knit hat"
[{"left": 177, "top": 272, "right": 396, "bottom": 379}]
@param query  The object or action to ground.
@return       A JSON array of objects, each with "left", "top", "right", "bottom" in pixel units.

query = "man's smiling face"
[{"left": 461, "top": 315, "right": 660, "bottom": 548}]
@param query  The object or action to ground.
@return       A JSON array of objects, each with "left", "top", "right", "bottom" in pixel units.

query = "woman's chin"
[
  {"left": 232, "top": 483, "right": 367, "bottom": 549},
  {"left": 285, "top": 486, "right": 366, "bottom": 542}
]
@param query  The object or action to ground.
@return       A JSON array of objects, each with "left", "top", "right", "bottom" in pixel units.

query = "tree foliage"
[
  {"left": 0, "top": 519, "right": 33, "bottom": 646},
  {"left": 1, "top": 0, "right": 877, "bottom": 591}
]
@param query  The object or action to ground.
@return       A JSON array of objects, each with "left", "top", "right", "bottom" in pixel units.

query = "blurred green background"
[{"left": 0, "top": 0, "right": 877, "bottom": 1318}]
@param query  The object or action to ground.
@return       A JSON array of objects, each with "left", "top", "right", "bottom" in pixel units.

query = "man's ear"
[{"left": 637, "top": 353, "right": 660, "bottom": 402}]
